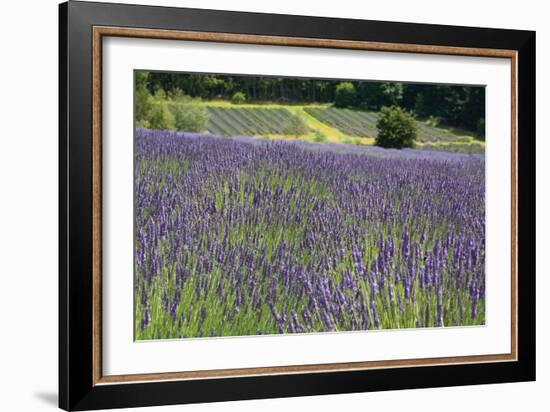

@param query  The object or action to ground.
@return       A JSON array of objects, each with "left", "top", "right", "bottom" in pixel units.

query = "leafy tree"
[
  {"left": 356, "top": 82, "right": 385, "bottom": 110},
  {"left": 459, "top": 87, "right": 485, "bottom": 131},
  {"left": 334, "top": 82, "right": 357, "bottom": 108},
  {"left": 356, "top": 82, "right": 403, "bottom": 110},
  {"left": 381, "top": 82, "right": 404, "bottom": 106},
  {"left": 375, "top": 106, "right": 417, "bottom": 149},
  {"left": 147, "top": 103, "right": 175, "bottom": 130},
  {"left": 167, "top": 87, "right": 191, "bottom": 102},
  {"left": 153, "top": 88, "right": 167, "bottom": 100},
  {"left": 231, "top": 91, "right": 246, "bottom": 104},
  {"left": 169, "top": 102, "right": 209, "bottom": 132},
  {"left": 135, "top": 71, "right": 152, "bottom": 124},
  {"left": 283, "top": 114, "right": 309, "bottom": 136}
]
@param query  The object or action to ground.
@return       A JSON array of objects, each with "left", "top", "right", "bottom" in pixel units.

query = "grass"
[{"left": 417, "top": 141, "right": 485, "bottom": 154}]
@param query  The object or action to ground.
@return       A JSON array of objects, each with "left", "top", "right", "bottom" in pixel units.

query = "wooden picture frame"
[{"left": 59, "top": 1, "right": 535, "bottom": 410}]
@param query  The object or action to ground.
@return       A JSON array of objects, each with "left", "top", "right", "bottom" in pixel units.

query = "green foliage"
[
  {"left": 413, "top": 93, "right": 426, "bottom": 115},
  {"left": 231, "top": 91, "right": 246, "bottom": 104},
  {"left": 169, "top": 102, "right": 209, "bottom": 132},
  {"left": 138, "top": 70, "right": 485, "bottom": 135},
  {"left": 452, "top": 136, "right": 474, "bottom": 143},
  {"left": 355, "top": 82, "right": 403, "bottom": 110},
  {"left": 135, "top": 71, "right": 153, "bottom": 125},
  {"left": 476, "top": 118, "right": 486, "bottom": 141},
  {"left": 147, "top": 103, "right": 176, "bottom": 130},
  {"left": 135, "top": 75, "right": 208, "bottom": 131},
  {"left": 375, "top": 106, "right": 417, "bottom": 149},
  {"left": 334, "top": 82, "right": 357, "bottom": 108},
  {"left": 153, "top": 88, "right": 167, "bottom": 100},
  {"left": 167, "top": 87, "right": 191, "bottom": 102},
  {"left": 410, "top": 85, "right": 485, "bottom": 133},
  {"left": 283, "top": 114, "right": 309, "bottom": 136},
  {"left": 380, "top": 82, "right": 404, "bottom": 105},
  {"left": 311, "top": 130, "right": 328, "bottom": 143},
  {"left": 136, "top": 118, "right": 151, "bottom": 129},
  {"left": 420, "top": 143, "right": 484, "bottom": 154}
]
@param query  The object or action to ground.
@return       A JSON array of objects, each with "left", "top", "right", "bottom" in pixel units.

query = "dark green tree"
[
  {"left": 334, "top": 82, "right": 357, "bottom": 108},
  {"left": 375, "top": 106, "right": 417, "bottom": 149},
  {"left": 381, "top": 82, "right": 404, "bottom": 106}
]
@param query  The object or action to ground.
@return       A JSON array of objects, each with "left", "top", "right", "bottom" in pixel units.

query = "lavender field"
[{"left": 134, "top": 128, "right": 485, "bottom": 340}]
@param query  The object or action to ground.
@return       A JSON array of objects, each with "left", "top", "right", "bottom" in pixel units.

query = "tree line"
[{"left": 140, "top": 71, "right": 485, "bottom": 137}]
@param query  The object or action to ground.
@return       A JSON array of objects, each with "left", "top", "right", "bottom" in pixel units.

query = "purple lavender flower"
[
  {"left": 141, "top": 307, "right": 151, "bottom": 331},
  {"left": 134, "top": 128, "right": 485, "bottom": 339}
]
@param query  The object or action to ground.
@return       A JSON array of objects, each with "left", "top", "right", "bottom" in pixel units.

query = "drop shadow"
[{"left": 34, "top": 392, "right": 58, "bottom": 407}]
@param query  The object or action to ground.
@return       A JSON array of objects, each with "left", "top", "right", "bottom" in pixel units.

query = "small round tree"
[
  {"left": 375, "top": 106, "right": 417, "bottom": 149},
  {"left": 231, "top": 91, "right": 246, "bottom": 104},
  {"left": 334, "top": 82, "right": 357, "bottom": 108}
]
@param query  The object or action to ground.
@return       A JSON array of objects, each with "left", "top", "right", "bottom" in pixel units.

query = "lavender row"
[{"left": 305, "top": 107, "right": 462, "bottom": 142}]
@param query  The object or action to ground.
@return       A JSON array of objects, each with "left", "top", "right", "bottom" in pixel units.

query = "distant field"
[
  {"left": 206, "top": 107, "right": 294, "bottom": 136},
  {"left": 304, "top": 107, "right": 463, "bottom": 143},
  {"left": 304, "top": 107, "right": 379, "bottom": 138},
  {"left": 203, "top": 104, "right": 476, "bottom": 145}
]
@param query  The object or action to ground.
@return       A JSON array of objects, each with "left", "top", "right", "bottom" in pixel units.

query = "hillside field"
[{"left": 198, "top": 102, "right": 484, "bottom": 153}]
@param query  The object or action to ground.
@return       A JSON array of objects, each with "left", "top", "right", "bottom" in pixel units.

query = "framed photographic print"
[{"left": 59, "top": 1, "right": 536, "bottom": 410}]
